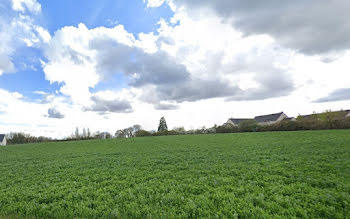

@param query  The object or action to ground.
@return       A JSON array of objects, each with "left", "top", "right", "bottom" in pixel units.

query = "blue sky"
[
  {"left": 40, "top": 0, "right": 173, "bottom": 36},
  {"left": 0, "top": 0, "right": 350, "bottom": 138},
  {"left": 0, "top": 0, "right": 173, "bottom": 100}
]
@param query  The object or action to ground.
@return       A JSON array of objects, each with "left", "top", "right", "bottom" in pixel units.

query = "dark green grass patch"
[{"left": 0, "top": 130, "right": 350, "bottom": 218}]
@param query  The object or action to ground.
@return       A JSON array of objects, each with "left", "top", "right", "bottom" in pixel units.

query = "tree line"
[
  {"left": 5, "top": 111, "right": 350, "bottom": 144},
  {"left": 5, "top": 133, "right": 53, "bottom": 145},
  {"left": 134, "top": 111, "right": 350, "bottom": 137},
  {"left": 214, "top": 110, "right": 350, "bottom": 133}
]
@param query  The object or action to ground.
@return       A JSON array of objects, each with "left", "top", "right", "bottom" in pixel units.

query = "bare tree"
[
  {"left": 75, "top": 127, "right": 79, "bottom": 139},
  {"left": 83, "top": 128, "right": 87, "bottom": 138},
  {"left": 115, "top": 130, "right": 124, "bottom": 138}
]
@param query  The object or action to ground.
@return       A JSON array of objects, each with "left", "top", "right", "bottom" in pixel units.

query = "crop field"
[{"left": 0, "top": 130, "right": 350, "bottom": 218}]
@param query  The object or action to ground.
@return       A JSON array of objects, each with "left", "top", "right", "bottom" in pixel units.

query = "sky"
[{"left": 0, "top": 0, "right": 350, "bottom": 138}]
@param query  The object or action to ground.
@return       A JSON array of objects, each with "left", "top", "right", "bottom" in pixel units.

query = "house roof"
[
  {"left": 228, "top": 118, "right": 251, "bottom": 125},
  {"left": 0, "top": 134, "right": 5, "bottom": 142},
  {"left": 254, "top": 112, "right": 285, "bottom": 123}
]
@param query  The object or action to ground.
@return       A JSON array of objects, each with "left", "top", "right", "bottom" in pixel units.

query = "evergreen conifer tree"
[{"left": 158, "top": 117, "right": 168, "bottom": 132}]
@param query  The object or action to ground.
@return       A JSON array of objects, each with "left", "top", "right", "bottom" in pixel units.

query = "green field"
[{"left": 0, "top": 130, "right": 350, "bottom": 218}]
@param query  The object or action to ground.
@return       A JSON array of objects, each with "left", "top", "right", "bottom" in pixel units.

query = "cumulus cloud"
[
  {"left": 0, "top": 55, "right": 15, "bottom": 75},
  {"left": 12, "top": 0, "right": 41, "bottom": 14},
  {"left": 42, "top": 9, "right": 296, "bottom": 112},
  {"left": 47, "top": 107, "right": 65, "bottom": 119},
  {"left": 151, "top": 0, "right": 350, "bottom": 55},
  {"left": 43, "top": 23, "right": 240, "bottom": 109},
  {"left": 0, "top": 89, "right": 55, "bottom": 134},
  {"left": 153, "top": 12, "right": 295, "bottom": 102},
  {"left": 0, "top": 11, "right": 16, "bottom": 75},
  {"left": 89, "top": 38, "right": 190, "bottom": 87},
  {"left": 0, "top": 0, "right": 50, "bottom": 75},
  {"left": 85, "top": 96, "right": 133, "bottom": 113},
  {"left": 88, "top": 28, "right": 290, "bottom": 104},
  {"left": 42, "top": 24, "right": 138, "bottom": 106},
  {"left": 314, "top": 88, "right": 350, "bottom": 103},
  {"left": 144, "top": 0, "right": 165, "bottom": 8}
]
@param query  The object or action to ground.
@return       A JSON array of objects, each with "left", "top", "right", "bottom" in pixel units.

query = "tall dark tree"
[{"left": 158, "top": 117, "right": 168, "bottom": 132}]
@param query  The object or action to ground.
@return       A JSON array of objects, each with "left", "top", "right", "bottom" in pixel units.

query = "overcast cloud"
[
  {"left": 154, "top": 0, "right": 350, "bottom": 55},
  {"left": 314, "top": 88, "right": 350, "bottom": 103}
]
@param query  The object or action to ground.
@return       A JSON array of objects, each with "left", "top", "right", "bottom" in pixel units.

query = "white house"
[{"left": 0, "top": 134, "right": 7, "bottom": 146}]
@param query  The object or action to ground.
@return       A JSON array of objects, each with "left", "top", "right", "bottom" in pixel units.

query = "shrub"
[
  {"left": 239, "top": 120, "right": 258, "bottom": 132},
  {"left": 135, "top": 130, "right": 152, "bottom": 137},
  {"left": 216, "top": 124, "right": 239, "bottom": 133}
]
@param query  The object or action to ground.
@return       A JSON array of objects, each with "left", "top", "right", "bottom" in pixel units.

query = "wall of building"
[
  {"left": 226, "top": 120, "right": 238, "bottom": 126},
  {"left": 0, "top": 138, "right": 6, "bottom": 146},
  {"left": 257, "top": 113, "right": 288, "bottom": 126}
]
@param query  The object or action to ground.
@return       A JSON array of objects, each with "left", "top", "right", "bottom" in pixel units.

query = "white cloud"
[
  {"left": 42, "top": 11, "right": 297, "bottom": 110},
  {"left": 0, "top": 17, "right": 16, "bottom": 75},
  {"left": 36, "top": 26, "right": 51, "bottom": 43},
  {"left": 0, "top": 0, "right": 50, "bottom": 75},
  {"left": 39, "top": 5, "right": 350, "bottom": 131},
  {"left": 157, "top": 0, "right": 350, "bottom": 55},
  {"left": 0, "top": 89, "right": 64, "bottom": 138},
  {"left": 135, "top": 32, "right": 158, "bottom": 54},
  {"left": 12, "top": 0, "right": 41, "bottom": 14},
  {"left": 33, "top": 90, "right": 48, "bottom": 95},
  {"left": 0, "top": 55, "right": 15, "bottom": 75},
  {"left": 42, "top": 23, "right": 136, "bottom": 106},
  {"left": 144, "top": 0, "right": 165, "bottom": 8}
]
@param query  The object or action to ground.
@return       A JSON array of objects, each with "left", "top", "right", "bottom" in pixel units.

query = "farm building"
[
  {"left": 226, "top": 112, "right": 291, "bottom": 126},
  {"left": 0, "top": 134, "right": 7, "bottom": 146},
  {"left": 254, "top": 112, "right": 289, "bottom": 126}
]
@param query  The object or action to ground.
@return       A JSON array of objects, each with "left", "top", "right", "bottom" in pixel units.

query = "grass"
[{"left": 0, "top": 130, "right": 349, "bottom": 218}]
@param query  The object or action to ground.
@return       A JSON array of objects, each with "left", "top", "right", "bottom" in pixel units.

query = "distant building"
[
  {"left": 0, "top": 134, "right": 7, "bottom": 146},
  {"left": 226, "top": 112, "right": 290, "bottom": 126},
  {"left": 95, "top": 132, "right": 111, "bottom": 139},
  {"left": 254, "top": 112, "right": 288, "bottom": 126}
]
